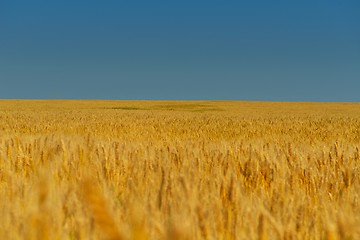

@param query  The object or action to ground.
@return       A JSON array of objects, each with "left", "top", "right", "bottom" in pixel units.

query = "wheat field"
[{"left": 0, "top": 100, "right": 359, "bottom": 240}]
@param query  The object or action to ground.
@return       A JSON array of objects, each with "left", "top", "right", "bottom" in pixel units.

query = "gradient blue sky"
[{"left": 1, "top": 1, "right": 359, "bottom": 101}]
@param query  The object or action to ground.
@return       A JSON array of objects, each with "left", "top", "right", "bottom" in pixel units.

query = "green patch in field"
[
  {"left": 110, "top": 106, "right": 146, "bottom": 110},
  {"left": 108, "top": 103, "right": 222, "bottom": 112}
]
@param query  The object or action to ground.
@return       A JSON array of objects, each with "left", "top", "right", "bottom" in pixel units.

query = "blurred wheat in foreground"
[{"left": 0, "top": 100, "right": 360, "bottom": 240}]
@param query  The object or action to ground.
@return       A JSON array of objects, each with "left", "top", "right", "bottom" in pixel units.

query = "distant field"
[{"left": 0, "top": 100, "right": 360, "bottom": 239}]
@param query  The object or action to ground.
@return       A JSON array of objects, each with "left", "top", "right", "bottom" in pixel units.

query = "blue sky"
[{"left": 1, "top": 1, "right": 359, "bottom": 101}]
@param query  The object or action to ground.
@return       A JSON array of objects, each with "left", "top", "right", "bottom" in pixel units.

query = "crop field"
[{"left": 0, "top": 100, "right": 360, "bottom": 240}]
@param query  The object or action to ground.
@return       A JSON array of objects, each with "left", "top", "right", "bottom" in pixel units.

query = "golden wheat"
[{"left": 0, "top": 100, "right": 360, "bottom": 239}]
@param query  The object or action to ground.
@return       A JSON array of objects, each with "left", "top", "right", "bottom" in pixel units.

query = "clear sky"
[{"left": 1, "top": 1, "right": 359, "bottom": 101}]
